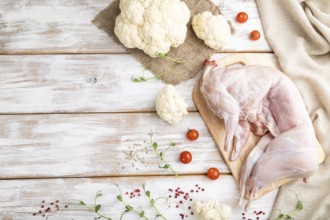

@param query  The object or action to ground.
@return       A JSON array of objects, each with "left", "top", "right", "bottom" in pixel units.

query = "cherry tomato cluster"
[
  {"left": 178, "top": 129, "right": 221, "bottom": 180},
  {"left": 236, "top": 11, "right": 261, "bottom": 41}
]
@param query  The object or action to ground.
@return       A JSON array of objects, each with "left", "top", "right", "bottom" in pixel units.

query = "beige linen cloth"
[{"left": 256, "top": 0, "right": 330, "bottom": 219}]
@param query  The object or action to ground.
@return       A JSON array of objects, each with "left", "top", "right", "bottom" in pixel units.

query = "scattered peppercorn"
[{"left": 167, "top": 184, "right": 206, "bottom": 219}]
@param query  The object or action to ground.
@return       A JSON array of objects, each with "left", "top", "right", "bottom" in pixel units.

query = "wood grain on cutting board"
[{"left": 192, "top": 54, "right": 325, "bottom": 199}]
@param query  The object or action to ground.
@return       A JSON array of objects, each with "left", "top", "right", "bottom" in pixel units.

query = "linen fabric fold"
[{"left": 256, "top": 0, "right": 330, "bottom": 219}]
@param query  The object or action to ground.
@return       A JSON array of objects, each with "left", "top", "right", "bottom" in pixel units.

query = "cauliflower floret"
[
  {"left": 155, "top": 85, "right": 188, "bottom": 125},
  {"left": 192, "top": 11, "right": 231, "bottom": 50},
  {"left": 114, "top": 0, "right": 190, "bottom": 58},
  {"left": 192, "top": 200, "right": 232, "bottom": 220}
]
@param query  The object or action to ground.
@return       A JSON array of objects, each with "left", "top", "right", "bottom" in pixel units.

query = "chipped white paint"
[
  {"left": 0, "top": 112, "right": 231, "bottom": 178},
  {"left": 0, "top": 176, "right": 278, "bottom": 220},
  {"left": 0, "top": 53, "right": 278, "bottom": 114},
  {"left": 0, "top": 0, "right": 270, "bottom": 54}
]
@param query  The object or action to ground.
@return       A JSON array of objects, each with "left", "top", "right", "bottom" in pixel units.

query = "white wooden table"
[{"left": 0, "top": 1, "right": 279, "bottom": 219}]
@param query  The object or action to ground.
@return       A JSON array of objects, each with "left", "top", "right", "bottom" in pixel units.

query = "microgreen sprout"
[
  {"left": 273, "top": 194, "right": 303, "bottom": 220},
  {"left": 116, "top": 184, "right": 150, "bottom": 220},
  {"left": 78, "top": 191, "right": 113, "bottom": 220},
  {"left": 149, "top": 131, "right": 178, "bottom": 176},
  {"left": 131, "top": 66, "right": 165, "bottom": 83},
  {"left": 142, "top": 184, "right": 168, "bottom": 220},
  {"left": 157, "top": 52, "right": 184, "bottom": 65}
]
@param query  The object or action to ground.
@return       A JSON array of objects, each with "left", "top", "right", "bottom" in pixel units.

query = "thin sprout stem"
[
  {"left": 157, "top": 53, "right": 184, "bottom": 65},
  {"left": 142, "top": 185, "right": 167, "bottom": 220},
  {"left": 116, "top": 185, "right": 150, "bottom": 220},
  {"left": 149, "top": 132, "right": 177, "bottom": 176},
  {"left": 163, "top": 143, "right": 176, "bottom": 155},
  {"left": 74, "top": 202, "right": 111, "bottom": 220},
  {"left": 131, "top": 69, "right": 165, "bottom": 83}
]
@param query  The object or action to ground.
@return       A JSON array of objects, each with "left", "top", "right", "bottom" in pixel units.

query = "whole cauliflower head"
[
  {"left": 114, "top": 0, "right": 190, "bottom": 58},
  {"left": 155, "top": 85, "right": 188, "bottom": 125},
  {"left": 192, "top": 200, "right": 232, "bottom": 220},
  {"left": 192, "top": 11, "right": 231, "bottom": 50}
]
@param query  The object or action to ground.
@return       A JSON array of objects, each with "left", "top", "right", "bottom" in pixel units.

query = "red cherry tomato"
[
  {"left": 250, "top": 30, "right": 261, "bottom": 40},
  {"left": 236, "top": 12, "right": 248, "bottom": 23},
  {"left": 207, "top": 167, "right": 220, "bottom": 180},
  {"left": 180, "top": 151, "right": 192, "bottom": 164},
  {"left": 186, "top": 129, "right": 199, "bottom": 141}
]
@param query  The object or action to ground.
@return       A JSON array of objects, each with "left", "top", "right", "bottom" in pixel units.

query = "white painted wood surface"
[
  {"left": 0, "top": 53, "right": 278, "bottom": 114},
  {"left": 0, "top": 175, "right": 278, "bottom": 220},
  {"left": 0, "top": 112, "right": 230, "bottom": 178},
  {"left": 0, "top": 0, "right": 279, "bottom": 219},
  {"left": 0, "top": 0, "right": 270, "bottom": 54}
]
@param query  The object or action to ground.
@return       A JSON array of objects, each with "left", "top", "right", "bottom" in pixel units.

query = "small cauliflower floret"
[
  {"left": 114, "top": 0, "right": 190, "bottom": 58},
  {"left": 193, "top": 200, "right": 232, "bottom": 220},
  {"left": 192, "top": 11, "right": 231, "bottom": 50},
  {"left": 155, "top": 85, "right": 188, "bottom": 125}
]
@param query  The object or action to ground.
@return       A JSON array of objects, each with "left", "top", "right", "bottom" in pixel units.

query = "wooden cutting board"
[{"left": 192, "top": 54, "right": 326, "bottom": 199}]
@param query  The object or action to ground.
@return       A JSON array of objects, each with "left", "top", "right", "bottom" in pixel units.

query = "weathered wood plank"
[
  {"left": 0, "top": 54, "right": 197, "bottom": 113},
  {"left": 0, "top": 175, "right": 278, "bottom": 220},
  {"left": 219, "top": 0, "right": 271, "bottom": 52},
  {"left": 0, "top": 53, "right": 279, "bottom": 114},
  {"left": 0, "top": 112, "right": 231, "bottom": 178},
  {"left": 0, "top": 0, "right": 271, "bottom": 54}
]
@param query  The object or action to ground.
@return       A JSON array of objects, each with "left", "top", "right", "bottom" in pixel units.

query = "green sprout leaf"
[
  {"left": 131, "top": 76, "right": 147, "bottom": 82},
  {"left": 95, "top": 204, "right": 101, "bottom": 212},
  {"left": 273, "top": 194, "right": 303, "bottom": 220},
  {"left": 296, "top": 198, "right": 303, "bottom": 211},
  {"left": 285, "top": 215, "right": 294, "bottom": 220},
  {"left": 153, "top": 142, "right": 158, "bottom": 150},
  {"left": 96, "top": 191, "right": 103, "bottom": 198},
  {"left": 125, "top": 205, "right": 133, "bottom": 211},
  {"left": 117, "top": 195, "right": 123, "bottom": 202},
  {"left": 130, "top": 66, "right": 165, "bottom": 83},
  {"left": 161, "top": 164, "right": 170, "bottom": 169}
]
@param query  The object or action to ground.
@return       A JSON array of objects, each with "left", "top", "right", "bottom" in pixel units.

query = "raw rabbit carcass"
[{"left": 200, "top": 59, "right": 319, "bottom": 209}]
